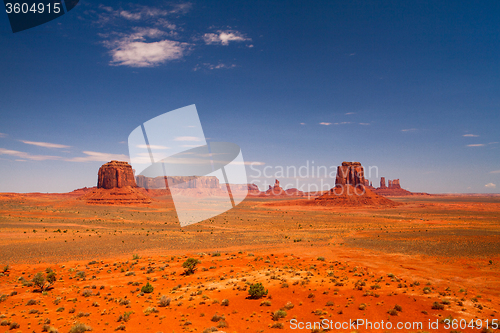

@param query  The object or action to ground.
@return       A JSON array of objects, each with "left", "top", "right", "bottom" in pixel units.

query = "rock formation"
[
  {"left": 379, "top": 177, "right": 387, "bottom": 189},
  {"left": 136, "top": 175, "right": 219, "bottom": 190},
  {"left": 335, "top": 162, "right": 365, "bottom": 187},
  {"left": 98, "top": 161, "right": 137, "bottom": 189},
  {"left": 388, "top": 179, "right": 401, "bottom": 189},
  {"left": 79, "top": 161, "right": 152, "bottom": 205},
  {"left": 265, "top": 179, "right": 285, "bottom": 195},
  {"left": 313, "top": 162, "right": 397, "bottom": 206}
]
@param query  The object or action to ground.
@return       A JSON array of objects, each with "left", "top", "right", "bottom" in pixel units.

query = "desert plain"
[{"left": 0, "top": 192, "right": 499, "bottom": 333}]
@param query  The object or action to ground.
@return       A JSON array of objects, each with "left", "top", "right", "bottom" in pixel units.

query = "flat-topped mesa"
[
  {"left": 136, "top": 175, "right": 219, "bottom": 189},
  {"left": 98, "top": 161, "right": 137, "bottom": 189},
  {"left": 335, "top": 162, "right": 365, "bottom": 187},
  {"left": 388, "top": 179, "right": 401, "bottom": 189}
]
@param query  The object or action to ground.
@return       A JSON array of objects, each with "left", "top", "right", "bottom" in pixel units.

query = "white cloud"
[
  {"left": 490, "top": 170, "right": 500, "bottom": 174},
  {"left": 489, "top": 142, "right": 499, "bottom": 145},
  {"left": 0, "top": 148, "right": 61, "bottom": 161},
  {"left": 137, "top": 144, "right": 169, "bottom": 150},
  {"left": 0, "top": 133, "right": 7, "bottom": 138},
  {"left": 401, "top": 128, "right": 417, "bottom": 132},
  {"left": 203, "top": 30, "right": 251, "bottom": 45},
  {"left": 485, "top": 183, "right": 496, "bottom": 188},
  {"left": 66, "top": 151, "right": 130, "bottom": 163},
  {"left": 206, "top": 63, "right": 236, "bottom": 70},
  {"left": 335, "top": 122, "right": 352, "bottom": 125},
  {"left": 466, "top": 144, "right": 485, "bottom": 147},
  {"left": 463, "top": 134, "right": 479, "bottom": 137},
  {"left": 359, "top": 123, "right": 370, "bottom": 125},
  {"left": 345, "top": 112, "right": 355, "bottom": 115},
  {"left": 175, "top": 136, "right": 203, "bottom": 142},
  {"left": 300, "top": 123, "right": 306, "bottom": 125},
  {"left": 108, "top": 31, "right": 188, "bottom": 67},
  {"left": 232, "top": 161, "right": 265, "bottom": 166},
  {"left": 20, "top": 140, "right": 70, "bottom": 149},
  {"left": 319, "top": 122, "right": 331, "bottom": 126}
]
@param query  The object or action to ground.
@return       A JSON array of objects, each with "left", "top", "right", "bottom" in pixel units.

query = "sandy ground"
[{"left": 0, "top": 193, "right": 499, "bottom": 332}]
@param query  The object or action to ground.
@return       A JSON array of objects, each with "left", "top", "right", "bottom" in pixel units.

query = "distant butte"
[{"left": 313, "top": 161, "right": 397, "bottom": 206}]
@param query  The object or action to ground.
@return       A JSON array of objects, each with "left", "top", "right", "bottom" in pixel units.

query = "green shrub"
[
  {"left": 141, "top": 282, "right": 154, "bottom": 294},
  {"left": 248, "top": 283, "right": 268, "bottom": 299},
  {"left": 182, "top": 258, "right": 200, "bottom": 275},
  {"left": 271, "top": 309, "right": 287, "bottom": 321}
]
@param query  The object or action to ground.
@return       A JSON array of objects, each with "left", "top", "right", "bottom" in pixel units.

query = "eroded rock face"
[
  {"left": 388, "top": 179, "right": 401, "bottom": 189},
  {"left": 380, "top": 177, "right": 387, "bottom": 189},
  {"left": 135, "top": 175, "right": 219, "bottom": 189},
  {"left": 335, "top": 162, "right": 365, "bottom": 187},
  {"left": 97, "top": 161, "right": 137, "bottom": 189}
]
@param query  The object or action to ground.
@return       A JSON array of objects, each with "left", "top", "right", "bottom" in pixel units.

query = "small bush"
[
  {"left": 143, "top": 307, "right": 158, "bottom": 316},
  {"left": 394, "top": 304, "right": 403, "bottom": 312},
  {"left": 141, "top": 282, "right": 154, "bottom": 294},
  {"left": 271, "top": 322, "right": 284, "bottom": 329},
  {"left": 158, "top": 295, "right": 171, "bottom": 307},
  {"left": 387, "top": 308, "right": 398, "bottom": 316},
  {"left": 182, "top": 258, "right": 201, "bottom": 275},
  {"left": 271, "top": 309, "right": 287, "bottom": 321},
  {"left": 248, "top": 283, "right": 268, "bottom": 299},
  {"left": 221, "top": 299, "right": 229, "bottom": 306},
  {"left": 260, "top": 300, "right": 272, "bottom": 306},
  {"left": 69, "top": 322, "right": 93, "bottom": 333},
  {"left": 211, "top": 314, "right": 225, "bottom": 322},
  {"left": 432, "top": 302, "right": 445, "bottom": 310},
  {"left": 115, "top": 324, "right": 126, "bottom": 331}
]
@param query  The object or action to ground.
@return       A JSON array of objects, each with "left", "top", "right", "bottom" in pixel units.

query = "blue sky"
[{"left": 0, "top": 0, "right": 499, "bottom": 193}]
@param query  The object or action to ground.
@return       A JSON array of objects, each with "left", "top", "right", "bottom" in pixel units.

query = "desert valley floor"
[{"left": 0, "top": 194, "right": 499, "bottom": 332}]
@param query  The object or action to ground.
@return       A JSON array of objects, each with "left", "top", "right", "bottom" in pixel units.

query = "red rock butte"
[
  {"left": 314, "top": 161, "right": 398, "bottom": 206},
  {"left": 98, "top": 161, "right": 137, "bottom": 189},
  {"left": 79, "top": 161, "right": 152, "bottom": 205}
]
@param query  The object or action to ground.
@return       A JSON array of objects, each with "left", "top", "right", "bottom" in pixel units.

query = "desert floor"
[{"left": 0, "top": 194, "right": 499, "bottom": 332}]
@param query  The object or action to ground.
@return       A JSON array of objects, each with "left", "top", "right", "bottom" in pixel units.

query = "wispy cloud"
[
  {"left": 300, "top": 123, "right": 306, "bottom": 125},
  {"left": 490, "top": 170, "right": 500, "bottom": 174},
  {"left": 66, "top": 151, "right": 130, "bottom": 163},
  {"left": 20, "top": 140, "right": 70, "bottom": 149},
  {"left": 137, "top": 144, "right": 169, "bottom": 150},
  {"left": 203, "top": 30, "right": 251, "bottom": 45},
  {"left": 174, "top": 136, "right": 203, "bottom": 142},
  {"left": 0, "top": 148, "right": 61, "bottom": 161},
  {"left": 334, "top": 122, "right": 352, "bottom": 125},
  {"left": 194, "top": 62, "right": 237, "bottom": 71},
  {"left": 463, "top": 134, "right": 479, "bottom": 137},
  {"left": 0, "top": 148, "right": 129, "bottom": 163},
  {"left": 0, "top": 133, "right": 7, "bottom": 138},
  {"left": 319, "top": 122, "right": 331, "bottom": 126},
  {"left": 345, "top": 112, "right": 355, "bottom": 115},
  {"left": 359, "top": 123, "right": 370, "bottom": 126},
  {"left": 466, "top": 144, "right": 485, "bottom": 147},
  {"left": 485, "top": 183, "right": 496, "bottom": 188},
  {"left": 489, "top": 142, "right": 499, "bottom": 145},
  {"left": 401, "top": 128, "right": 417, "bottom": 132},
  {"left": 233, "top": 161, "right": 265, "bottom": 166}
]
